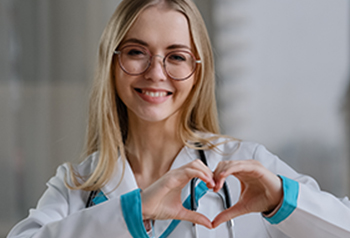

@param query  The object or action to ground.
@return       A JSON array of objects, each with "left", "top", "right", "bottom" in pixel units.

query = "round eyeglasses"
[{"left": 114, "top": 45, "right": 201, "bottom": 81}]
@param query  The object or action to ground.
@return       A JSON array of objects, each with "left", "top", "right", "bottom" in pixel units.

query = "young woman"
[{"left": 7, "top": 0, "right": 350, "bottom": 237}]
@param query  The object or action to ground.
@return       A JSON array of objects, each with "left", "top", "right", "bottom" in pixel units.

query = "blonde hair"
[{"left": 68, "top": 0, "right": 228, "bottom": 191}]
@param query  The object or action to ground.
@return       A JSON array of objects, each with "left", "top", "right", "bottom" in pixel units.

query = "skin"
[
  {"left": 115, "top": 4, "right": 283, "bottom": 230},
  {"left": 115, "top": 4, "right": 197, "bottom": 190}
]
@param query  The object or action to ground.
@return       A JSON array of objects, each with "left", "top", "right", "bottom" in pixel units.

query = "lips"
[
  {"left": 135, "top": 88, "right": 173, "bottom": 96},
  {"left": 134, "top": 88, "right": 173, "bottom": 103}
]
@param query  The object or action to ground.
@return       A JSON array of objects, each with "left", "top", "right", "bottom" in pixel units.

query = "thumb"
[
  {"left": 212, "top": 202, "right": 246, "bottom": 228},
  {"left": 177, "top": 209, "right": 213, "bottom": 229}
]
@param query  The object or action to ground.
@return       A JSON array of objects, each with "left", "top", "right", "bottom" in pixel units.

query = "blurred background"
[{"left": 0, "top": 0, "right": 349, "bottom": 236}]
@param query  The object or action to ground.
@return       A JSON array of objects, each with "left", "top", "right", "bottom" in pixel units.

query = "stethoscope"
[{"left": 191, "top": 148, "right": 235, "bottom": 238}]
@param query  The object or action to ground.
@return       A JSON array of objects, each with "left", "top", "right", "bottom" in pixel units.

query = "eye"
[
  {"left": 168, "top": 53, "right": 187, "bottom": 62},
  {"left": 126, "top": 48, "right": 146, "bottom": 56},
  {"left": 121, "top": 46, "right": 148, "bottom": 58}
]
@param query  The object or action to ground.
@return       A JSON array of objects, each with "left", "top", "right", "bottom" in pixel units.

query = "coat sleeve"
[
  {"left": 6, "top": 164, "right": 149, "bottom": 238},
  {"left": 254, "top": 144, "right": 350, "bottom": 238}
]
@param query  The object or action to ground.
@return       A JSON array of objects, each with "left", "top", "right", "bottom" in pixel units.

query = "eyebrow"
[{"left": 121, "top": 38, "right": 192, "bottom": 50}]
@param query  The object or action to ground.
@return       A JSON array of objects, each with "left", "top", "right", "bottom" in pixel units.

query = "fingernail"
[{"left": 214, "top": 186, "right": 219, "bottom": 193}]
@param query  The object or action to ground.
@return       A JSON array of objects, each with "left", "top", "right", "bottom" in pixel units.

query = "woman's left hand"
[{"left": 211, "top": 160, "right": 283, "bottom": 228}]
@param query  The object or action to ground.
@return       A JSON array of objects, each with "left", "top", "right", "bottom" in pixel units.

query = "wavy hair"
[{"left": 67, "top": 0, "right": 227, "bottom": 191}]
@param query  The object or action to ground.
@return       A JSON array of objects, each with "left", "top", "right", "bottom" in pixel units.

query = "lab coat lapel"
[{"left": 100, "top": 156, "right": 138, "bottom": 200}]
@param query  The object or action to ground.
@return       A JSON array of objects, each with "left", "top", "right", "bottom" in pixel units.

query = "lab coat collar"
[{"left": 100, "top": 145, "right": 198, "bottom": 200}]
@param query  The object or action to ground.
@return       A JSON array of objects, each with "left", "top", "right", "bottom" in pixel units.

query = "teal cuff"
[
  {"left": 121, "top": 189, "right": 149, "bottom": 238},
  {"left": 121, "top": 182, "right": 209, "bottom": 238},
  {"left": 265, "top": 175, "right": 299, "bottom": 225}
]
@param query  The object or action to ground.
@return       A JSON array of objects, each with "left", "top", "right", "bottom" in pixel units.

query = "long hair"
[{"left": 67, "top": 0, "right": 224, "bottom": 191}]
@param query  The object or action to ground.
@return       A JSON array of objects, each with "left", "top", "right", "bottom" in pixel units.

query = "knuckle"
[
  {"left": 197, "top": 172, "right": 205, "bottom": 180},
  {"left": 184, "top": 167, "right": 191, "bottom": 174},
  {"left": 190, "top": 159, "right": 200, "bottom": 167},
  {"left": 184, "top": 168, "right": 196, "bottom": 178},
  {"left": 218, "top": 161, "right": 228, "bottom": 167},
  {"left": 194, "top": 159, "right": 202, "bottom": 165},
  {"left": 249, "top": 159, "right": 261, "bottom": 166}
]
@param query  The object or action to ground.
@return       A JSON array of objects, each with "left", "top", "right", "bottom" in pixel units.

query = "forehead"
[{"left": 122, "top": 6, "right": 192, "bottom": 49}]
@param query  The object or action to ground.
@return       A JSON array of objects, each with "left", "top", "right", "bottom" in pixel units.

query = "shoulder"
[
  {"left": 198, "top": 132, "right": 278, "bottom": 163},
  {"left": 202, "top": 133, "right": 297, "bottom": 176},
  {"left": 199, "top": 132, "right": 260, "bottom": 157}
]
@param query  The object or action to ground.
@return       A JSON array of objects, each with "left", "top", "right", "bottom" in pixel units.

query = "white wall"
[
  {"left": 215, "top": 0, "right": 349, "bottom": 196},
  {"left": 0, "top": 0, "right": 121, "bottom": 236}
]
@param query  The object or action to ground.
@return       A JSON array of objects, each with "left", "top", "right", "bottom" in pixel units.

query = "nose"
[{"left": 143, "top": 55, "right": 167, "bottom": 81}]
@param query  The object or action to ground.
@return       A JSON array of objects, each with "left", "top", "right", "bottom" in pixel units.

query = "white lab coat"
[{"left": 7, "top": 138, "right": 350, "bottom": 238}]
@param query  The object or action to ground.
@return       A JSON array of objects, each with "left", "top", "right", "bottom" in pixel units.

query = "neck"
[{"left": 125, "top": 113, "right": 184, "bottom": 189}]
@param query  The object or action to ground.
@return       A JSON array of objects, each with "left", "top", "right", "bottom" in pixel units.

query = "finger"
[
  {"left": 186, "top": 160, "right": 215, "bottom": 187},
  {"left": 213, "top": 161, "right": 232, "bottom": 192},
  {"left": 226, "top": 160, "right": 263, "bottom": 177},
  {"left": 214, "top": 160, "right": 265, "bottom": 182},
  {"left": 211, "top": 202, "right": 247, "bottom": 228},
  {"left": 177, "top": 208, "right": 213, "bottom": 229},
  {"left": 214, "top": 161, "right": 239, "bottom": 179},
  {"left": 183, "top": 168, "right": 215, "bottom": 188},
  {"left": 214, "top": 160, "right": 265, "bottom": 193},
  {"left": 213, "top": 172, "right": 226, "bottom": 192},
  {"left": 191, "top": 159, "right": 214, "bottom": 179}
]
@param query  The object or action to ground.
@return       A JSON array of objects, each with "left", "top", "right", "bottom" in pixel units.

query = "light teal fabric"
[{"left": 265, "top": 175, "right": 299, "bottom": 224}]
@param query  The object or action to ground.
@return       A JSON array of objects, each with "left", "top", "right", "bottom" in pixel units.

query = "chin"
[
  {"left": 139, "top": 114, "right": 173, "bottom": 123},
  {"left": 134, "top": 109, "right": 180, "bottom": 124}
]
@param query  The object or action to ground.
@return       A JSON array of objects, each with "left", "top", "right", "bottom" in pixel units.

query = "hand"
[
  {"left": 212, "top": 160, "right": 283, "bottom": 228},
  {"left": 141, "top": 159, "right": 215, "bottom": 229}
]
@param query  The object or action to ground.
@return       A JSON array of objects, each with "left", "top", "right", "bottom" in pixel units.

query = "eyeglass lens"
[{"left": 117, "top": 45, "right": 197, "bottom": 80}]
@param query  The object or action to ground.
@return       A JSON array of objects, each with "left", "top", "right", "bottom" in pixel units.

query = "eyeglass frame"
[{"left": 113, "top": 44, "right": 202, "bottom": 81}]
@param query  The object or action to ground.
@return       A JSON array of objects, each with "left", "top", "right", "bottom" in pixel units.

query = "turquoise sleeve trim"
[
  {"left": 159, "top": 181, "right": 209, "bottom": 238},
  {"left": 92, "top": 191, "right": 108, "bottom": 205},
  {"left": 265, "top": 175, "right": 299, "bottom": 225},
  {"left": 121, "top": 189, "right": 149, "bottom": 238}
]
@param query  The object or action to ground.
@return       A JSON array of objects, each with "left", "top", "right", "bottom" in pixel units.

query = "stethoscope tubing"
[{"left": 190, "top": 147, "right": 233, "bottom": 211}]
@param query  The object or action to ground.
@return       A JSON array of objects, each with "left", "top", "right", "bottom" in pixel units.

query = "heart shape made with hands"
[{"left": 141, "top": 160, "right": 283, "bottom": 230}]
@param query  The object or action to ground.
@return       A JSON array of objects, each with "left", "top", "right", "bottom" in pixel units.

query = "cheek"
[
  {"left": 175, "top": 77, "right": 196, "bottom": 105},
  {"left": 183, "top": 76, "right": 196, "bottom": 96}
]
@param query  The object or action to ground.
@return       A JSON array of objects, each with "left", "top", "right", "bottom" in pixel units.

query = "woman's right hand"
[{"left": 140, "top": 159, "right": 215, "bottom": 229}]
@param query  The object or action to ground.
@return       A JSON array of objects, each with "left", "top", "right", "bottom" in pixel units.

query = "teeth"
[{"left": 142, "top": 90, "right": 167, "bottom": 97}]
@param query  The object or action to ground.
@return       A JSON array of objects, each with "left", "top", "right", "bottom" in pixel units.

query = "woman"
[{"left": 7, "top": 0, "right": 350, "bottom": 237}]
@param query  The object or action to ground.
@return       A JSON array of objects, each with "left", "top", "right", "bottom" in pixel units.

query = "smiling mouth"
[{"left": 135, "top": 88, "right": 173, "bottom": 97}]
